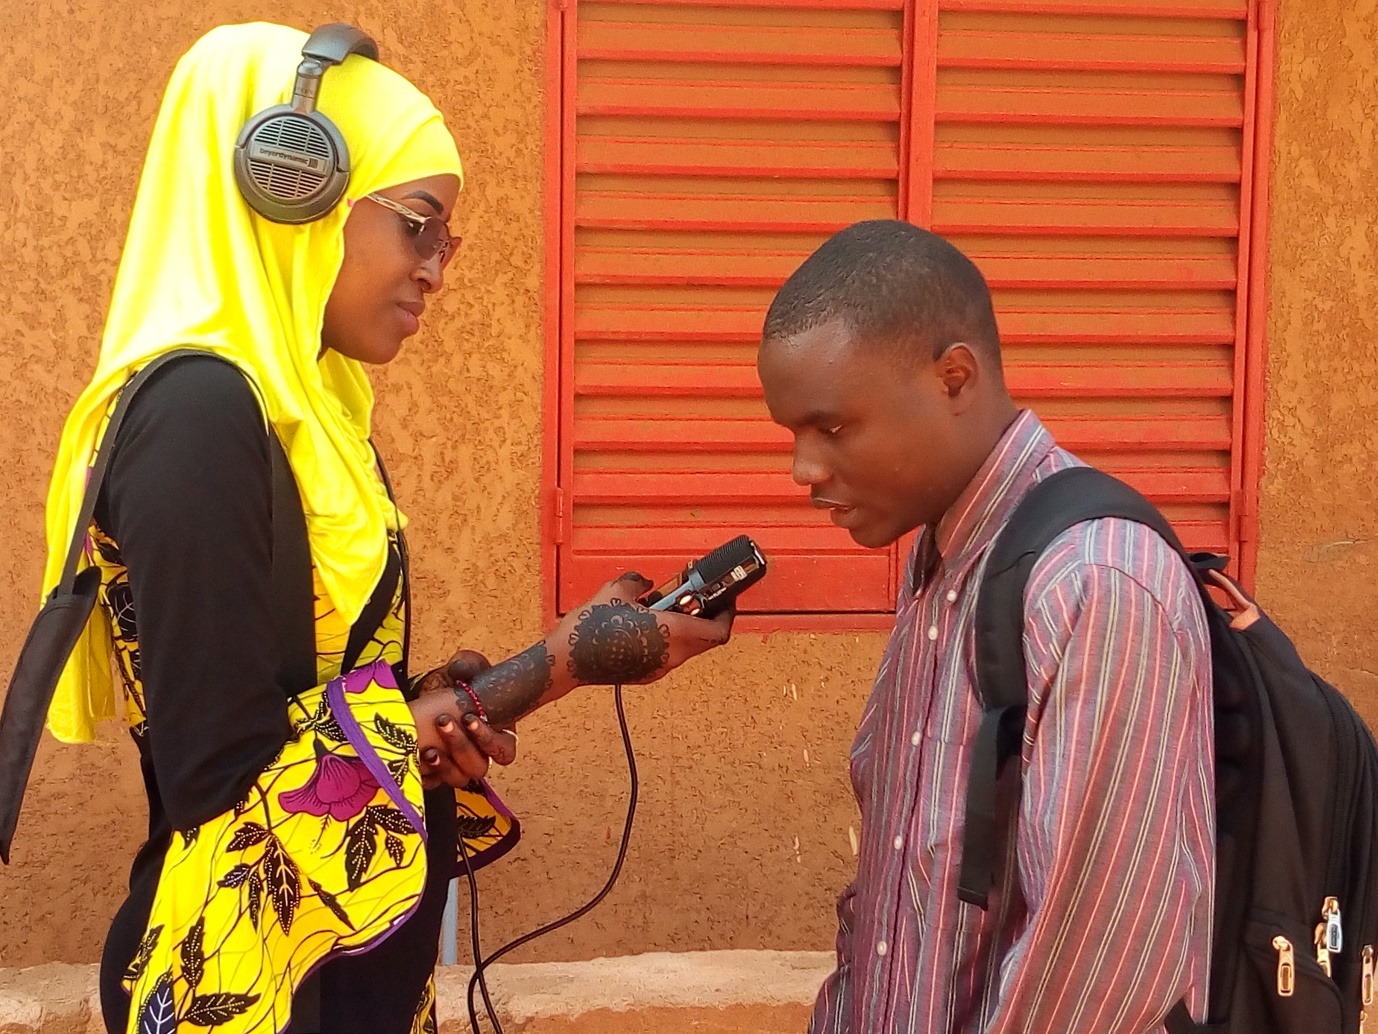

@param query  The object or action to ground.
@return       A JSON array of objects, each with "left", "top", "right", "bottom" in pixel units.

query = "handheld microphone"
[{"left": 641, "top": 535, "right": 768, "bottom": 618}]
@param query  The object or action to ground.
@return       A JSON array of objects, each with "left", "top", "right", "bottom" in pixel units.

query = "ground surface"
[{"left": 0, "top": 949, "right": 833, "bottom": 1034}]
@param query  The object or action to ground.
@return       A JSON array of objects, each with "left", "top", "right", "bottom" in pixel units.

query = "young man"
[{"left": 758, "top": 221, "right": 1214, "bottom": 1033}]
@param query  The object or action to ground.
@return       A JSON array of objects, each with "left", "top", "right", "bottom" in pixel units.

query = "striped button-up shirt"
[{"left": 810, "top": 411, "right": 1214, "bottom": 1034}]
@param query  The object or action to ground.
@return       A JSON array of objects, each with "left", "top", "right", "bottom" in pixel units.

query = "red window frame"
[{"left": 541, "top": 0, "right": 1277, "bottom": 630}]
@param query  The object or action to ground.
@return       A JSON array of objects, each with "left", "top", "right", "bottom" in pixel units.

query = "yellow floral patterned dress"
[{"left": 90, "top": 526, "right": 518, "bottom": 1034}]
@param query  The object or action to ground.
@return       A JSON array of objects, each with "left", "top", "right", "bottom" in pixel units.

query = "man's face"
[{"left": 758, "top": 319, "right": 971, "bottom": 549}]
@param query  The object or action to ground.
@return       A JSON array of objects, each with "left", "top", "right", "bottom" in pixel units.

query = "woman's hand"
[
  {"left": 408, "top": 649, "right": 518, "bottom": 790},
  {"left": 552, "top": 572, "right": 735, "bottom": 687}
]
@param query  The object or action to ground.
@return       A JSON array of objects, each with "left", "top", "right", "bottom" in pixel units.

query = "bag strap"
[
  {"left": 340, "top": 545, "right": 400, "bottom": 677},
  {"left": 51, "top": 350, "right": 213, "bottom": 598},
  {"left": 958, "top": 465, "right": 1185, "bottom": 907},
  {"left": 337, "top": 446, "right": 407, "bottom": 681},
  {"left": 1163, "top": 998, "right": 1199, "bottom": 1034},
  {"left": 376, "top": 449, "right": 411, "bottom": 677}
]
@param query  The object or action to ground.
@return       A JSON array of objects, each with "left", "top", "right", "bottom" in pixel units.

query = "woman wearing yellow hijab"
[{"left": 41, "top": 22, "right": 732, "bottom": 1034}]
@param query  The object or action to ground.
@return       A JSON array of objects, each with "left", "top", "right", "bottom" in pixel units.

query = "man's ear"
[{"left": 935, "top": 342, "right": 981, "bottom": 409}]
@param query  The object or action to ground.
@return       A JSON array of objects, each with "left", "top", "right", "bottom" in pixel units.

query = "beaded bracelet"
[{"left": 455, "top": 679, "right": 487, "bottom": 722}]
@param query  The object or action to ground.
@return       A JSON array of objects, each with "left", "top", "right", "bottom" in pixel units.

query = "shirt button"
[
  {"left": 876, "top": 941, "right": 888, "bottom": 957},
  {"left": 911, "top": 731, "right": 921, "bottom": 746},
  {"left": 927, "top": 625, "right": 938, "bottom": 641},
  {"left": 892, "top": 835, "right": 904, "bottom": 851},
  {"left": 946, "top": 589, "right": 958, "bottom": 603}
]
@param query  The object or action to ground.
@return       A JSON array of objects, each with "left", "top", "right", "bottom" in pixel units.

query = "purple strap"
[{"left": 326, "top": 661, "right": 427, "bottom": 840}]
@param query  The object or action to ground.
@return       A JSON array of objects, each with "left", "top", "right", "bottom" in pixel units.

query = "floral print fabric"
[
  {"left": 122, "top": 664, "right": 427, "bottom": 1034},
  {"left": 89, "top": 525, "right": 518, "bottom": 1034}
]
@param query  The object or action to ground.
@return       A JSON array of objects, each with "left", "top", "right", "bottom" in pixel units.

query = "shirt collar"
[{"left": 912, "top": 409, "right": 1056, "bottom": 590}]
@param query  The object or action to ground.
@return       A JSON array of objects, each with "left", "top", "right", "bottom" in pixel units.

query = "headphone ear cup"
[{"left": 233, "top": 105, "right": 351, "bottom": 224}]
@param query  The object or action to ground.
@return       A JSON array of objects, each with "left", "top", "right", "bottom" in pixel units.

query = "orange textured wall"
[
  {"left": 0, "top": 0, "right": 880, "bottom": 967},
  {"left": 1253, "top": 0, "right": 1378, "bottom": 728},
  {"left": 1, "top": 0, "right": 1374, "bottom": 978}
]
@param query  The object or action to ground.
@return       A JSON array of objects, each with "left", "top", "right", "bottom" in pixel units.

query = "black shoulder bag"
[{"left": 0, "top": 349, "right": 315, "bottom": 864}]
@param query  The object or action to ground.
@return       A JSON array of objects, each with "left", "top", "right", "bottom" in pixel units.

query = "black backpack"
[{"left": 957, "top": 466, "right": 1378, "bottom": 1033}]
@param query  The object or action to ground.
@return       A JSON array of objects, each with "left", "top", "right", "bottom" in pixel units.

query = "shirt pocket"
[
  {"left": 917, "top": 732, "right": 972, "bottom": 858},
  {"left": 916, "top": 661, "right": 982, "bottom": 847}
]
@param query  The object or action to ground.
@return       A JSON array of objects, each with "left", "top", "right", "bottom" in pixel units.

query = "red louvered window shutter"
[{"left": 544, "top": 0, "right": 1271, "bottom": 625}]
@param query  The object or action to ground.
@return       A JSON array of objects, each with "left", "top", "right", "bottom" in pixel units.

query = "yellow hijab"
[{"left": 42, "top": 23, "right": 463, "bottom": 743}]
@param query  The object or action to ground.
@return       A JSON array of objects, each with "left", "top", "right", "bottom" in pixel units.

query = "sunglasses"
[{"left": 359, "top": 193, "right": 460, "bottom": 269}]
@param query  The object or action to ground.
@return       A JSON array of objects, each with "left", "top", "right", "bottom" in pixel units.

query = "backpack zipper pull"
[
  {"left": 1363, "top": 945, "right": 1375, "bottom": 1005},
  {"left": 1363, "top": 945, "right": 1375, "bottom": 1034},
  {"left": 1274, "top": 935, "right": 1296, "bottom": 996},
  {"left": 1316, "top": 923, "right": 1334, "bottom": 977},
  {"left": 1323, "top": 897, "right": 1343, "bottom": 954}
]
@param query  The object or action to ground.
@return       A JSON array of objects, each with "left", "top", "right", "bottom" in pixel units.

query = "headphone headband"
[{"left": 300, "top": 23, "right": 379, "bottom": 67}]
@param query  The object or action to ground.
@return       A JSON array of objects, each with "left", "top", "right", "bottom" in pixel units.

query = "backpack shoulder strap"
[{"left": 959, "top": 465, "right": 1188, "bottom": 907}]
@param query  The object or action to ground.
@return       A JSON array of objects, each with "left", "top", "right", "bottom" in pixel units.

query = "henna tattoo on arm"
[
  {"left": 567, "top": 601, "right": 670, "bottom": 684},
  {"left": 465, "top": 642, "right": 556, "bottom": 726}
]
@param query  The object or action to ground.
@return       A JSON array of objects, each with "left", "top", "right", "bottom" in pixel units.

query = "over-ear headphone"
[{"left": 233, "top": 24, "right": 379, "bottom": 224}]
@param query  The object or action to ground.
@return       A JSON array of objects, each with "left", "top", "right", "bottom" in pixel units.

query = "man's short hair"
[{"left": 761, "top": 220, "right": 1001, "bottom": 365}]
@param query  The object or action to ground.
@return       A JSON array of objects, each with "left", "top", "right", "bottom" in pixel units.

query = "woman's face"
[{"left": 321, "top": 173, "right": 461, "bottom": 365}]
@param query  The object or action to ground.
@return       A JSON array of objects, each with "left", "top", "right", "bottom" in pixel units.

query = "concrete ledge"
[
  {"left": 0, "top": 951, "right": 832, "bottom": 1034},
  {"left": 0, "top": 963, "right": 103, "bottom": 1034}
]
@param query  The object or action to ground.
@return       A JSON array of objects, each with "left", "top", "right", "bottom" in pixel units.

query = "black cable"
[
  {"left": 458, "top": 835, "right": 501, "bottom": 1033},
  {"left": 458, "top": 682, "right": 639, "bottom": 1034}
]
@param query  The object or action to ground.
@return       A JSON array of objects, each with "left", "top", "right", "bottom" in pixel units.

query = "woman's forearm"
[
  {"left": 464, "top": 601, "right": 673, "bottom": 725},
  {"left": 467, "top": 639, "right": 562, "bottom": 726}
]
